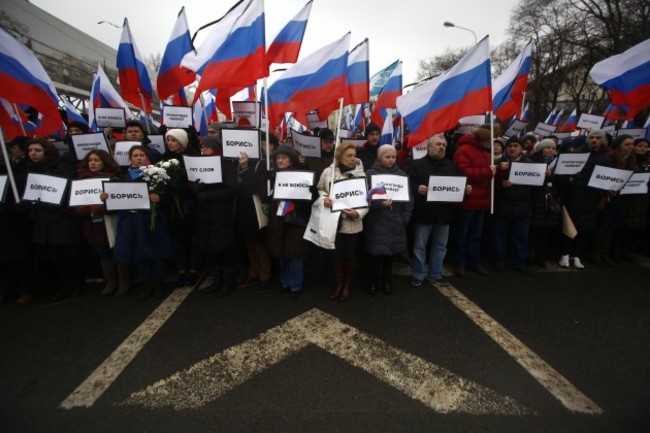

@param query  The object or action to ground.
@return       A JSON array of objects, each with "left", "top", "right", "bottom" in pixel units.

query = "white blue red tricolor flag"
[
  {"left": 266, "top": 0, "right": 312, "bottom": 66},
  {"left": 117, "top": 18, "right": 154, "bottom": 112},
  {"left": 366, "top": 184, "right": 388, "bottom": 203},
  {"left": 157, "top": 7, "right": 196, "bottom": 101},
  {"left": 492, "top": 40, "right": 533, "bottom": 121}
]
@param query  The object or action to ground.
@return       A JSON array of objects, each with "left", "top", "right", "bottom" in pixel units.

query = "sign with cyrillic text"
[
  {"left": 508, "top": 162, "right": 547, "bottom": 186},
  {"left": 232, "top": 101, "right": 260, "bottom": 128},
  {"left": 95, "top": 107, "right": 127, "bottom": 128},
  {"left": 577, "top": 113, "right": 605, "bottom": 130},
  {"left": 221, "top": 128, "right": 260, "bottom": 159},
  {"left": 291, "top": 129, "right": 321, "bottom": 158},
  {"left": 411, "top": 141, "right": 427, "bottom": 160},
  {"left": 331, "top": 177, "right": 368, "bottom": 211},
  {"left": 588, "top": 165, "right": 633, "bottom": 191},
  {"left": 339, "top": 129, "right": 351, "bottom": 138},
  {"left": 620, "top": 172, "right": 650, "bottom": 195},
  {"left": 273, "top": 171, "right": 315, "bottom": 201},
  {"left": 22, "top": 173, "right": 68, "bottom": 205},
  {"left": 552, "top": 132, "right": 573, "bottom": 140},
  {"left": 148, "top": 134, "right": 165, "bottom": 154},
  {"left": 369, "top": 174, "right": 410, "bottom": 202},
  {"left": 602, "top": 124, "right": 616, "bottom": 134},
  {"left": 618, "top": 128, "right": 647, "bottom": 140},
  {"left": 504, "top": 120, "right": 528, "bottom": 138},
  {"left": 456, "top": 115, "right": 486, "bottom": 135},
  {"left": 340, "top": 138, "right": 366, "bottom": 148},
  {"left": 162, "top": 105, "right": 192, "bottom": 128},
  {"left": 69, "top": 178, "right": 109, "bottom": 207},
  {"left": 306, "top": 111, "right": 327, "bottom": 130},
  {"left": 183, "top": 155, "right": 223, "bottom": 184},
  {"left": 426, "top": 176, "right": 467, "bottom": 202},
  {"left": 0, "top": 175, "right": 7, "bottom": 203},
  {"left": 71, "top": 132, "right": 111, "bottom": 160},
  {"left": 554, "top": 153, "right": 590, "bottom": 175},
  {"left": 533, "top": 122, "right": 556, "bottom": 137},
  {"left": 113, "top": 141, "right": 141, "bottom": 166},
  {"left": 102, "top": 181, "right": 150, "bottom": 211}
]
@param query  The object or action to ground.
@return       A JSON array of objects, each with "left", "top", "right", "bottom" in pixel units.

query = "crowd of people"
[{"left": 1, "top": 119, "right": 649, "bottom": 306}]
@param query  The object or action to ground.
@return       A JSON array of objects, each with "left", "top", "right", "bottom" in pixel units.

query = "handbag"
[
  {"left": 303, "top": 196, "right": 340, "bottom": 250},
  {"left": 252, "top": 194, "right": 268, "bottom": 229}
]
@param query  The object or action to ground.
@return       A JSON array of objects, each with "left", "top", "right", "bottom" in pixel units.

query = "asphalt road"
[{"left": 2, "top": 257, "right": 649, "bottom": 433}]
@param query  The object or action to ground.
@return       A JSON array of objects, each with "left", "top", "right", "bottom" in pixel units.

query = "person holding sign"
[
  {"left": 73, "top": 150, "right": 123, "bottom": 296},
  {"left": 620, "top": 138, "right": 650, "bottom": 259},
  {"left": 365, "top": 145, "right": 413, "bottom": 295},
  {"left": 492, "top": 138, "right": 535, "bottom": 274},
  {"left": 407, "top": 134, "right": 470, "bottom": 288},
  {"left": 451, "top": 126, "right": 498, "bottom": 277},
  {"left": 105, "top": 145, "right": 173, "bottom": 301},
  {"left": 554, "top": 129, "right": 608, "bottom": 269},
  {"left": 592, "top": 134, "right": 638, "bottom": 266},
  {"left": 193, "top": 136, "right": 240, "bottom": 298},
  {"left": 264, "top": 145, "right": 313, "bottom": 298},
  {"left": 25, "top": 138, "right": 85, "bottom": 301},
  {"left": 317, "top": 142, "right": 369, "bottom": 301},
  {"left": 162, "top": 129, "right": 200, "bottom": 288},
  {"left": 124, "top": 120, "right": 162, "bottom": 164},
  {"left": 303, "top": 128, "right": 336, "bottom": 182}
]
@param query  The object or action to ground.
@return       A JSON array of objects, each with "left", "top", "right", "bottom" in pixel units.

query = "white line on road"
[
  {"left": 436, "top": 284, "right": 603, "bottom": 414},
  {"left": 60, "top": 287, "right": 193, "bottom": 409}
]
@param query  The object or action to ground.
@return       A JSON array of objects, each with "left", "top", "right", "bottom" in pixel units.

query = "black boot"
[
  {"left": 331, "top": 262, "right": 345, "bottom": 299},
  {"left": 215, "top": 268, "right": 236, "bottom": 298},
  {"left": 199, "top": 267, "right": 222, "bottom": 294},
  {"left": 138, "top": 280, "right": 154, "bottom": 302}
]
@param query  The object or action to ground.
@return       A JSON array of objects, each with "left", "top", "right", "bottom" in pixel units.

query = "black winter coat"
[
  {"left": 494, "top": 155, "right": 534, "bottom": 219},
  {"left": 236, "top": 159, "right": 268, "bottom": 242},
  {"left": 407, "top": 155, "right": 463, "bottom": 225},
  {"left": 529, "top": 152, "right": 560, "bottom": 228},
  {"left": 364, "top": 162, "right": 413, "bottom": 256},
  {"left": 0, "top": 158, "right": 32, "bottom": 261}
]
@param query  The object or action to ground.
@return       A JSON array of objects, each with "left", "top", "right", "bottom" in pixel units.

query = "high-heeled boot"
[{"left": 330, "top": 261, "right": 345, "bottom": 299}]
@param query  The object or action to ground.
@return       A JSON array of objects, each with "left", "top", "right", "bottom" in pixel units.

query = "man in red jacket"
[{"left": 450, "top": 126, "right": 497, "bottom": 277}]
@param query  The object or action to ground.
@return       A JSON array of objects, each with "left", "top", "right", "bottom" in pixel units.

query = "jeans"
[
  {"left": 280, "top": 257, "right": 303, "bottom": 292},
  {"left": 452, "top": 210, "right": 486, "bottom": 268},
  {"left": 412, "top": 224, "right": 450, "bottom": 281},
  {"left": 492, "top": 216, "right": 530, "bottom": 267}
]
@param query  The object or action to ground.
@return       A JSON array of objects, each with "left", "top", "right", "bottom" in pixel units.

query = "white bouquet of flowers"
[{"left": 140, "top": 165, "right": 171, "bottom": 231}]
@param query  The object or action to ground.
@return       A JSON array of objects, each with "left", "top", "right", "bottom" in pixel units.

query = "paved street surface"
[{"left": 2, "top": 258, "right": 649, "bottom": 433}]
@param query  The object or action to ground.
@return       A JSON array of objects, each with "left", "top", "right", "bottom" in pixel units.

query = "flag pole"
[
  {"left": 329, "top": 97, "right": 345, "bottom": 196},
  {"left": 0, "top": 128, "right": 21, "bottom": 203},
  {"left": 12, "top": 104, "right": 27, "bottom": 135},
  {"left": 263, "top": 77, "right": 271, "bottom": 196},
  {"left": 139, "top": 92, "right": 151, "bottom": 134},
  {"left": 489, "top": 110, "right": 495, "bottom": 215}
]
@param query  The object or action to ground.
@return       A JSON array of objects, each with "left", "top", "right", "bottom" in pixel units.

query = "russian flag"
[
  {"left": 380, "top": 110, "right": 394, "bottom": 146},
  {"left": 396, "top": 37, "right": 492, "bottom": 143},
  {"left": 247, "top": 85, "right": 257, "bottom": 101},
  {"left": 519, "top": 102, "right": 529, "bottom": 121},
  {"left": 157, "top": 7, "right": 196, "bottom": 101},
  {"left": 193, "top": 95, "right": 209, "bottom": 137},
  {"left": 492, "top": 40, "right": 533, "bottom": 121},
  {"left": 589, "top": 38, "right": 650, "bottom": 112},
  {"left": 170, "top": 87, "right": 189, "bottom": 106},
  {"left": 544, "top": 107, "right": 558, "bottom": 124},
  {"left": 266, "top": 0, "right": 312, "bottom": 66},
  {"left": 0, "top": 27, "right": 62, "bottom": 137},
  {"left": 182, "top": 0, "right": 268, "bottom": 103},
  {"left": 354, "top": 103, "right": 365, "bottom": 129},
  {"left": 61, "top": 96, "right": 89, "bottom": 128},
  {"left": 91, "top": 64, "right": 132, "bottom": 113},
  {"left": 346, "top": 39, "right": 370, "bottom": 104},
  {"left": 0, "top": 97, "right": 28, "bottom": 140},
  {"left": 267, "top": 33, "right": 350, "bottom": 130},
  {"left": 88, "top": 73, "right": 101, "bottom": 130},
  {"left": 366, "top": 184, "right": 388, "bottom": 202},
  {"left": 117, "top": 18, "right": 154, "bottom": 112},
  {"left": 375, "top": 61, "right": 402, "bottom": 110},
  {"left": 277, "top": 200, "right": 296, "bottom": 216},
  {"left": 559, "top": 108, "right": 578, "bottom": 132},
  {"left": 552, "top": 108, "right": 565, "bottom": 126}
]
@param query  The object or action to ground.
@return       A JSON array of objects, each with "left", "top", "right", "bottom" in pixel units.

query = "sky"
[{"left": 31, "top": 0, "right": 521, "bottom": 86}]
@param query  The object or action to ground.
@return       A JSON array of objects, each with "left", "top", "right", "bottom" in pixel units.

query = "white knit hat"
[{"left": 165, "top": 128, "right": 189, "bottom": 150}]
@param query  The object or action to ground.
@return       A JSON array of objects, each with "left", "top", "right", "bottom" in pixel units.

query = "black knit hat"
[
  {"left": 199, "top": 135, "right": 222, "bottom": 151},
  {"left": 68, "top": 121, "right": 89, "bottom": 133},
  {"left": 364, "top": 122, "right": 381, "bottom": 137},
  {"left": 271, "top": 144, "right": 299, "bottom": 166},
  {"left": 611, "top": 134, "right": 633, "bottom": 149},
  {"left": 319, "top": 128, "right": 334, "bottom": 140}
]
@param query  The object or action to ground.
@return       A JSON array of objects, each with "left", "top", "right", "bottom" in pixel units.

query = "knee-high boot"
[
  {"left": 330, "top": 261, "right": 345, "bottom": 299},
  {"left": 115, "top": 264, "right": 131, "bottom": 296},
  {"left": 100, "top": 261, "right": 117, "bottom": 296},
  {"left": 339, "top": 261, "right": 356, "bottom": 302},
  {"left": 601, "top": 235, "right": 617, "bottom": 267}
]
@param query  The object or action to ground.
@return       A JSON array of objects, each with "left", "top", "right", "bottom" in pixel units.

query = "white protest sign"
[
  {"left": 370, "top": 174, "right": 410, "bottom": 202},
  {"left": 588, "top": 165, "right": 633, "bottom": 191},
  {"left": 103, "top": 181, "right": 150, "bottom": 211},
  {"left": 306, "top": 111, "right": 327, "bottom": 130},
  {"left": 69, "top": 178, "right": 109, "bottom": 207},
  {"left": 221, "top": 128, "right": 260, "bottom": 159},
  {"left": 620, "top": 172, "right": 650, "bottom": 195},
  {"left": 331, "top": 177, "right": 368, "bottom": 211},
  {"left": 618, "top": 128, "right": 647, "bottom": 140},
  {"left": 71, "top": 132, "right": 111, "bottom": 160},
  {"left": 113, "top": 141, "right": 141, "bottom": 166},
  {"left": 273, "top": 171, "right": 315, "bottom": 201},
  {"left": 0, "top": 175, "right": 7, "bottom": 203},
  {"left": 411, "top": 141, "right": 428, "bottom": 160},
  {"left": 95, "top": 107, "right": 127, "bottom": 128},
  {"left": 602, "top": 124, "right": 616, "bottom": 134},
  {"left": 554, "top": 153, "right": 590, "bottom": 175},
  {"left": 426, "top": 176, "right": 467, "bottom": 202},
  {"left": 148, "top": 134, "right": 166, "bottom": 154},
  {"left": 456, "top": 115, "right": 485, "bottom": 134},
  {"left": 341, "top": 138, "right": 366, "bottom": 148},
  {"left": 504, "top": 120, "right": 528, "bottom": 138},
  {"left": 232, "top": 101, "right": 260, "bottom": 128},
  {"left": 162, "top": 105, "right": 193, "bottom": 128},
  {"left": 22, "top": 173, "right": 68, "bottom": 205},
  {"left": 577, "top": 113, "right": 605, "bottom": 130},
  {"left": 508, "top": 162, "right": 547, "bottom": 186},
  {"left": 183, "top": 155, "right": 223, "bottom": 184},
  {"left": 291, "top": 129, "right": 322, "bottom": 158},
  {"left": 533, "top": 122, "right": 556, "bottom": 137},
  {"left": 339, "top": 129, "right": 352, "bottom": 138}
]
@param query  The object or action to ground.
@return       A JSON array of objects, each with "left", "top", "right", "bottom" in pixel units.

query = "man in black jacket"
[{"left": 407, "top": 134, "right": 471, "bottom": 287}]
